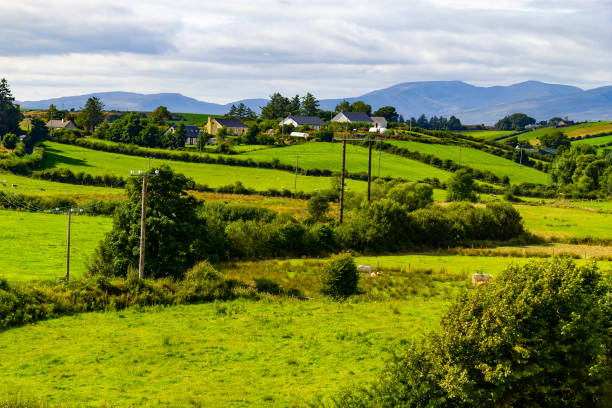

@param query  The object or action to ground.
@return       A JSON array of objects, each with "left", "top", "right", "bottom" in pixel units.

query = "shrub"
[
  {"left": 319, "top": 252, "right": 359, "bottom": 298},
  {"left": 446, "top": 169, "right": 477, "bottom": 202},
  {"left": 1, "top": 133, "right": 17, "bottom": 149},
  {"left": 307, "top": 193, "right": 330, "bottom": 220}
]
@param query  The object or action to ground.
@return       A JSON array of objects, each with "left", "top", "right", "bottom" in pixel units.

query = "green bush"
[
  {"left": 320, "top": 252, "right": 359, "bottom": 298},
  {"left": 1, "top": 133, "right": 17, "bottom": 149}
]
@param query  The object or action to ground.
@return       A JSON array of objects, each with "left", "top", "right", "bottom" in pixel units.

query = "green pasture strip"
[
  {"left": 516, "top": 127, "right": 554, "bottom": 142},
  {"left": 515, "top": 204, "right": 612, "bottom": 240},
  {"left": 171, "top": 112, "right": 219, "bottom": 125},
  {"left": 571, "top": 134, "right": 612, "bottom": 146},
  {"left": 0, "top": 210, "right": 112, "bottom": 281},
  {"left": 354, "top": 254, "right": 611, "bottom": 276},
  {"left": 385, "top": 140, "right": 548, "bottom": 184},
  {"left": 0, "top": 171, "right": 123, "bottom": 198},
  {"left": 41, "top": 142, "right": 368, "bottom": 193},
  {"left": 563, "top": 121, "right": 612, "bottom": 138},
  {"left": 239, "top": 142, "right": 452, "bottom": 182},
  {"left": 459, "top": 130, "right": 516, "bottom": 141},
  {"left": 0, "top": 299, "right": 445, "bottom": 407}
]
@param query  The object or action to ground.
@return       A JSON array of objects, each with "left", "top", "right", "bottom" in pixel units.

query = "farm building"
[
  {"left": 206, "top": 117, "right": 248, "bottom": 136},
  {"left": 165, "top": 124, "right": 201, "bottom": 145},
  {"left": 331, "top": 112, "right": 373, "bottom": 124},
  {"left": 279, "top": 115, "right": 326, "bottom": 130},
  {"left": 46, "top": 119, "right": 78, "bottom": 130},
  {"left": 371, "top": 116, "right": 388, "bottom": 129}
]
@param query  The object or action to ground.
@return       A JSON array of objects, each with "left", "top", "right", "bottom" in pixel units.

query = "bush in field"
[
  {"left": 319, "top": 252, "right": 359, "bottom": 298},
  {"left": 447, "top": 169, "right": 477, "bottom": 202},
  {"left": 324, "top": 259, "right": 612, "bottom": 407},
  {"left": 1, "top": 132, "right": 17, "bottom": 149},
  {"left": 307, "top": 193, "right": 330, "bottom": 220},
  {"left": 387, "top": 182, "right": 433, "bottom": 211}
]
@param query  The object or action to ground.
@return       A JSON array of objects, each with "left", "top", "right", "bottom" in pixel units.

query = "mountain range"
[{"left": 18, "top": 80, "right": 612, "bottom": 125}]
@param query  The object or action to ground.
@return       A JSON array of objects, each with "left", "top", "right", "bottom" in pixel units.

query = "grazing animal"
[
  {"left": 11, "top": 184, "right": 17, "bottom": 187},
  {"left": 357, "top": 265, "right": 374, "bottom": 273},
  {"left": 369, "top": 271, "right": 380, "bottom": 278},
  {"left": 472, "top": 273, "right": 492, "bottom": 286}
]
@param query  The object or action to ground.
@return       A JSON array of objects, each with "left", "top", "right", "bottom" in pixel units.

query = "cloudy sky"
[{"left": 1, "top": 0, "right": 611, "bottom": 102}]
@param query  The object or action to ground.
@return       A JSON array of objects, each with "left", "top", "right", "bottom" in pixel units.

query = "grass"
[
  {"left": 563, "top": 121, "right": 612, "bottom": 138},
  {"left": 171, "top": 112, "right": 219, "bottom": 126},
  {"left": 239, "top": 142, "right": 453, "bottom": 182},
  {"left": 571, "top": 134, "right": 612, "bottom": 147},
  {"left": 0, "top": 298, "right": 448, "bottom": 407},
  {"left": 41, "top": 142, "right": 368, "bottom": 193},
  {"left": 385, "top": 140, "right": 549, "bottom": 184},
  {"left": 0, "top": 171, "right": 123, "bottom": 201},
  {"left": 459, "top": 130, "right": 516, "bottom": 141},
  {"left": 0, "top": 210, "right": 112, "bottom": 281}
]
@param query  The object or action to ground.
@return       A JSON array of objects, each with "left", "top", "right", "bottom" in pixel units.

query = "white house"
[
  {"left": 331, "top": 112, "right": 373, "bottom": 124},
  {"left": 371, "top": 116, "right": 388, "bottom": 129},
  {"left": 279, "top": 115, "right": 326, "bottom": 130}
]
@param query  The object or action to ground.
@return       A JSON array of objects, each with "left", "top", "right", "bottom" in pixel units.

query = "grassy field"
[
  {"left": 459, "top": 130, "right": 516, "bottom": 141},
  {"left": 0, "top": 298, "right": 448, "bottom": 407},
  {"left": 41, "top": 142, "right": 368, "bottom": 193},
  {"left": 571, "top": 134, "right": 612, "bottom": 147},
  {"left": 515, "top": 204, "right": 612, "bottom": 240},
  {"left": 0, "top": 171, "right": 123, "bottom": 200},
  {"left": 385, "top": 140, "right": 549, "bottom": 184},
  {"left": 239, "top": 142, "right": 453, "bottom": 182},
  {"left": 564, "top": 121, "right": 612, "bottom": 138},
  {"left": 171, "top": 112, "right": 219, "bottom": 125},
  {"left": 0, "top": 210, "right": 112, "bottom": 281}
]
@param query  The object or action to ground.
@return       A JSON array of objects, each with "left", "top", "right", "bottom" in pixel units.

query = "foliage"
[
  {"left": 405, "top": 114, "right": 464, "bottom": 130},
  {"left": 325, "top": 259, "right": 612, "bottom": 407},
  {"left": 76, "top": 97, "right": 105, "bottom": 133},
  {"left": 495, "top": 112, "right": 536, "bottom": 131},
  {"left": 373, "top": 106, "right": 399, "bottom": 123},
  {"left": 226, "top": 102, "right": 257, "bottom": 120},
  {"left": 446, "top": 169, "right": 477, "bottom": 201},
  {"left": 301, "top": 92, "right": 320, "bottom": 116},
  {"left": 88, "top": 165, "right": 211, "bottom": 279},
  {"left": 0, "top": 78, "right": 23, "bottom": 137},
  {"left": 319, "top": 252, "right": 359, "bottom": 298},
  {"left": 150, "top": 106, "right": 172, "bottom": 124},
  {"left": 551, "top": 144, "right": 611, "bottom": 197},
  {"left": 25, "top": 118, "right": 49, "bottom": 147},
  {"left": 1, "top": 133, "right": 17, "bottom": 149},
  {"left": 307, "top": 193, "right": 330, "bottom": 220},
  {"left": 538, "top": 130, "right": 571, "bottom": 149}
]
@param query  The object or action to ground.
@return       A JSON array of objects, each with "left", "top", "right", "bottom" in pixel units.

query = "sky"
[{"left": 1, "top": 0, "right": 611, "bottom": 103}]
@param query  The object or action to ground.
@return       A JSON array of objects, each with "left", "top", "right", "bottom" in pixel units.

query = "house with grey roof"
[
  {"left": 279, "top": 115, "right": 327, "bottom": 130},
  {"left": 165, "top": 124, "right": 201, "bottom": 145},
  {"left": 46, "top": 119, "right": 78, "bottom": 130},
  {"left": 331, "top": 112, "right": 373, "bottom": 124}
]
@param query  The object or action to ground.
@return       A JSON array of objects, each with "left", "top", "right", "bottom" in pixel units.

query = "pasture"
[
  {"left": 385, "top": 140, "right": 548, "bottom": 184},
  {"left": 0, "top": 298, "right": 448, "bottom": 407},
  {"left": 459, "top": 130, "right": 516, "bottom": 141},
  {"left": 571, "top": 134, "right": 612, "bottom": 147},
  {"left": 564, "top": 121, "right": 612, "bottom": 138},
  {"left": 41, "top": 142, "right": 368, "bottom": 193}
]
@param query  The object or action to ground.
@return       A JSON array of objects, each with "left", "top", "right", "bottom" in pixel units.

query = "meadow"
[
  {"left": 41, "top": 142, "right": 368, "bottom": 193},
  {"left": 563, "top": 121, "right": 612, "bottom": 138},
  {"left": 571, "top": 134, "right": 612, "bottom": 146},
  {"left": 0, "top": 298, "right": 449, "bottom": 407},
  {"left": 385, "top": 140, "right": 549, "bottom": 184},
  {"left": 458, "top": 130, "right": 516, "bottom": 141}
]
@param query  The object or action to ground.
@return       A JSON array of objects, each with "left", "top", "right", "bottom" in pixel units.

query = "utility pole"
[
  {"left": 294, "top": 155, "right": 299, "bottom": 190},
  {"left": 66, "top": 209, "right": 72, "bottom": 281},
  {"left": 138, "top": 173, "right": 147, "bottom": 280},
  {"left": 367, "top": 138, "right": 373, "bottom": 202},
  {"left": 459, "top": 143, "right": 462, "bottom": 165},
  {"left": 378, "top": 143, "right": 382, "bottom": 178},
  {"left": 340, "top": 139, "right": 346, "bottom": 224}
]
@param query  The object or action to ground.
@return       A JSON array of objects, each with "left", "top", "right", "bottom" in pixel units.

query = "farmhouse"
[
  {"left": 279, "top": 115, "right": 326, "bottom": 130},
  {"left": 46, "top": 119, "right": 78, "bottom": 130},
  {"left": 331, "top": 112, "right": 373, "bottom": 124},
  {"left": 206, "top": 117, "right": 248, "bottom": 136},
  {"left": 165, "top": 124, "right": 201, "bottom": 145},
  {"left": 371, "top": 116, "right": 388, "bottom": 129}
]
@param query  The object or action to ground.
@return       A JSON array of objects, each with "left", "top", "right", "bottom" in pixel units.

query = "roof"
[
  {"left": 46, "top": 119, "right": 76, "bottom": 128},
  {"left": 285, "top": 115, "right": 326, "bottom": 126},
  {"left": 168, "top": 124, "right": 200, "bottom": 137},
  {"left": 215, "top": 118, "right": 248, "bottom": 128},
  {"left": 371, "top": 116, "right": 387, "bottom": 121},
  {"left": 340, "top": 112, "right": 373, "bottom": 122}
]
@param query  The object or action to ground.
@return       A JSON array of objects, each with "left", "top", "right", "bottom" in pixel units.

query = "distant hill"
[{"left": 18, "top": 81, "right": 612, "bottom": 124}]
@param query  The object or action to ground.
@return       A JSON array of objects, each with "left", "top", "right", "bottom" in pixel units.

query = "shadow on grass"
[{"left": 41, "top": 147, "right": 92, "bottom": 170}]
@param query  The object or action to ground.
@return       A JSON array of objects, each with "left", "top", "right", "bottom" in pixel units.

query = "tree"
[
  {"left": 319, "top": 252, "right": 359, "bottom": 298},
  {"left": 538, "top": 130, "right": 570, "bottom": 149},
  {"left": 387, "top": 182, "right": 433, "bottom": 211},
  {"left": 46, "top": 104, "right": 61, "bottom": 121},
  {"left": 349, "top": 100, "right": 371, "bottom": 115},
  {"left": 150, "top": 106, "right": 172, "bottom": 124},
  {"left": 447, "top": 115, "right": 464, "bottom": 130},
  {"left": 260, "top": 92, "right": 291, "bottom": 119},
  {"left": 88, "top": 165, "right": 211, "bottom": 279},
  {"left": 289, "top": 95, "right": 301, "bottom": 115},
  {"left": 76, "top": 96, "right": 105, "bottom": 134},
  {"left": 416, "top": 114, "right": 429, "bottom": 129},
  {"left": 26, "top": 117, "right": 48, "bottom": 146},
  {"left": 243, "top": 123, "right": 260, "bottom": 145},
  {"left": 495, "top": 113, "right": 536, "bottom": 131},
  {"left": 301, "top": 93, "right": 319, "bottom": 116},
  {"left": 227, "top": 104, "right": 238, "bottom": 118},
  {"left": 446, "top": 169, "right": 477, "bottom": 201},
  {"left": 244, "top": 107, "right": 257, "bottom": 120},
  {"left": 236, "top": 103, "right": 247, "bottom": 119},
  {"left": 138, "top": 123, "right": 162, "bottom": 147},
  {"left": 0, "top": 78, "right": 23, "bottom": 137},
  {"left": 1, "top": 132, "right": 17, "bottom": 149},
  {"left": 93, "top": 119, "right": 110, "bottom": 139},
  {"left": 171, "top": 122, "right": 187, "bottom": 149},
  {"left": 373, "top": 106, "right": 399, "bottom": 123},
  {"left": 335, "top": 100, "right": 350, "bottom": 113},
  {"left": 307, "top": 193, "right": 330, "bottom": 220}
]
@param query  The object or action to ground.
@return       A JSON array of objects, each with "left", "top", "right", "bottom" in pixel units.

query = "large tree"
[
  {"left": 495, "top": 112, "right": 536, "bottom": 131},
  {"left": 349, "top": 100, "right": 372, "bottom": 115},
  {"left": 0, "top": 78, "right": 23, "bottom": 137},
  {"left": 260, "top": 92, "right": 291, "bottom": 119},
  {"left": 88, "top": 166, "right": 211, "bottom": 279},
  {"left": 150, "top": 106, "right": 172, "bottom": 124},
  {"left": 446, "top": 169, "right": 477, "bottom": 202},
  {"left": 76, "top": 96, "right": 105, "bottom": 133},
  {"left": 301, "top": 93, "right": 319, "bottom": 116},
  {"left": 373, "top": 106, "right": 399, "bottom": 122}
]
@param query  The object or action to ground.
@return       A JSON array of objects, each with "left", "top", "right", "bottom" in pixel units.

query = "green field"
[
  {"left": 171, "top": 112, "right": 219, "bottom": 125},
  {"left": 459, "top": 130, "right": 516, "bottom": 141},
  {"left": 571, "top": 134, "right": 612, "bottom": 147},
  {"left": 386, "top": 140, "right": 549, "bottom": 184},
  {"left": 0, "top": 210, "right": 112, "bottom": 281},
  {"left": 0, "top": 171, "right": 122, "bottom": 199},
  {"left": 0, "top": 298, "right": 447, "bottom": 407},
  {"left": 564, "top": 121, "right": 612, "bottom": 138},
  {"left": 42, "top": 142, "right": 368, "bottom": 193},
  {"left": 239, "top": 142, "right": 452, "bottom": 182}
]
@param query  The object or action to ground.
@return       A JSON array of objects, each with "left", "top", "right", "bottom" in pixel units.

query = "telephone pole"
[
  {"left": 66, "top": 209, "right": 72, "bottom": 281},
  {"left": 340, "top": 139, "right": 346, "bottom": 224},
  {"left": 138, "top": 173, "right": 147, "bottom": 279},
  {"left": 367, "top": 139, "right": 373, "bottom": 202},
  {"left": 294, "top": 155, "right": 299, "bottom": 190}
]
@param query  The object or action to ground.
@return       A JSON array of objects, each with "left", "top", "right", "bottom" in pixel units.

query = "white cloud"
[{"left": 1, "top": 0, "right": 611, "bottom": 101}]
